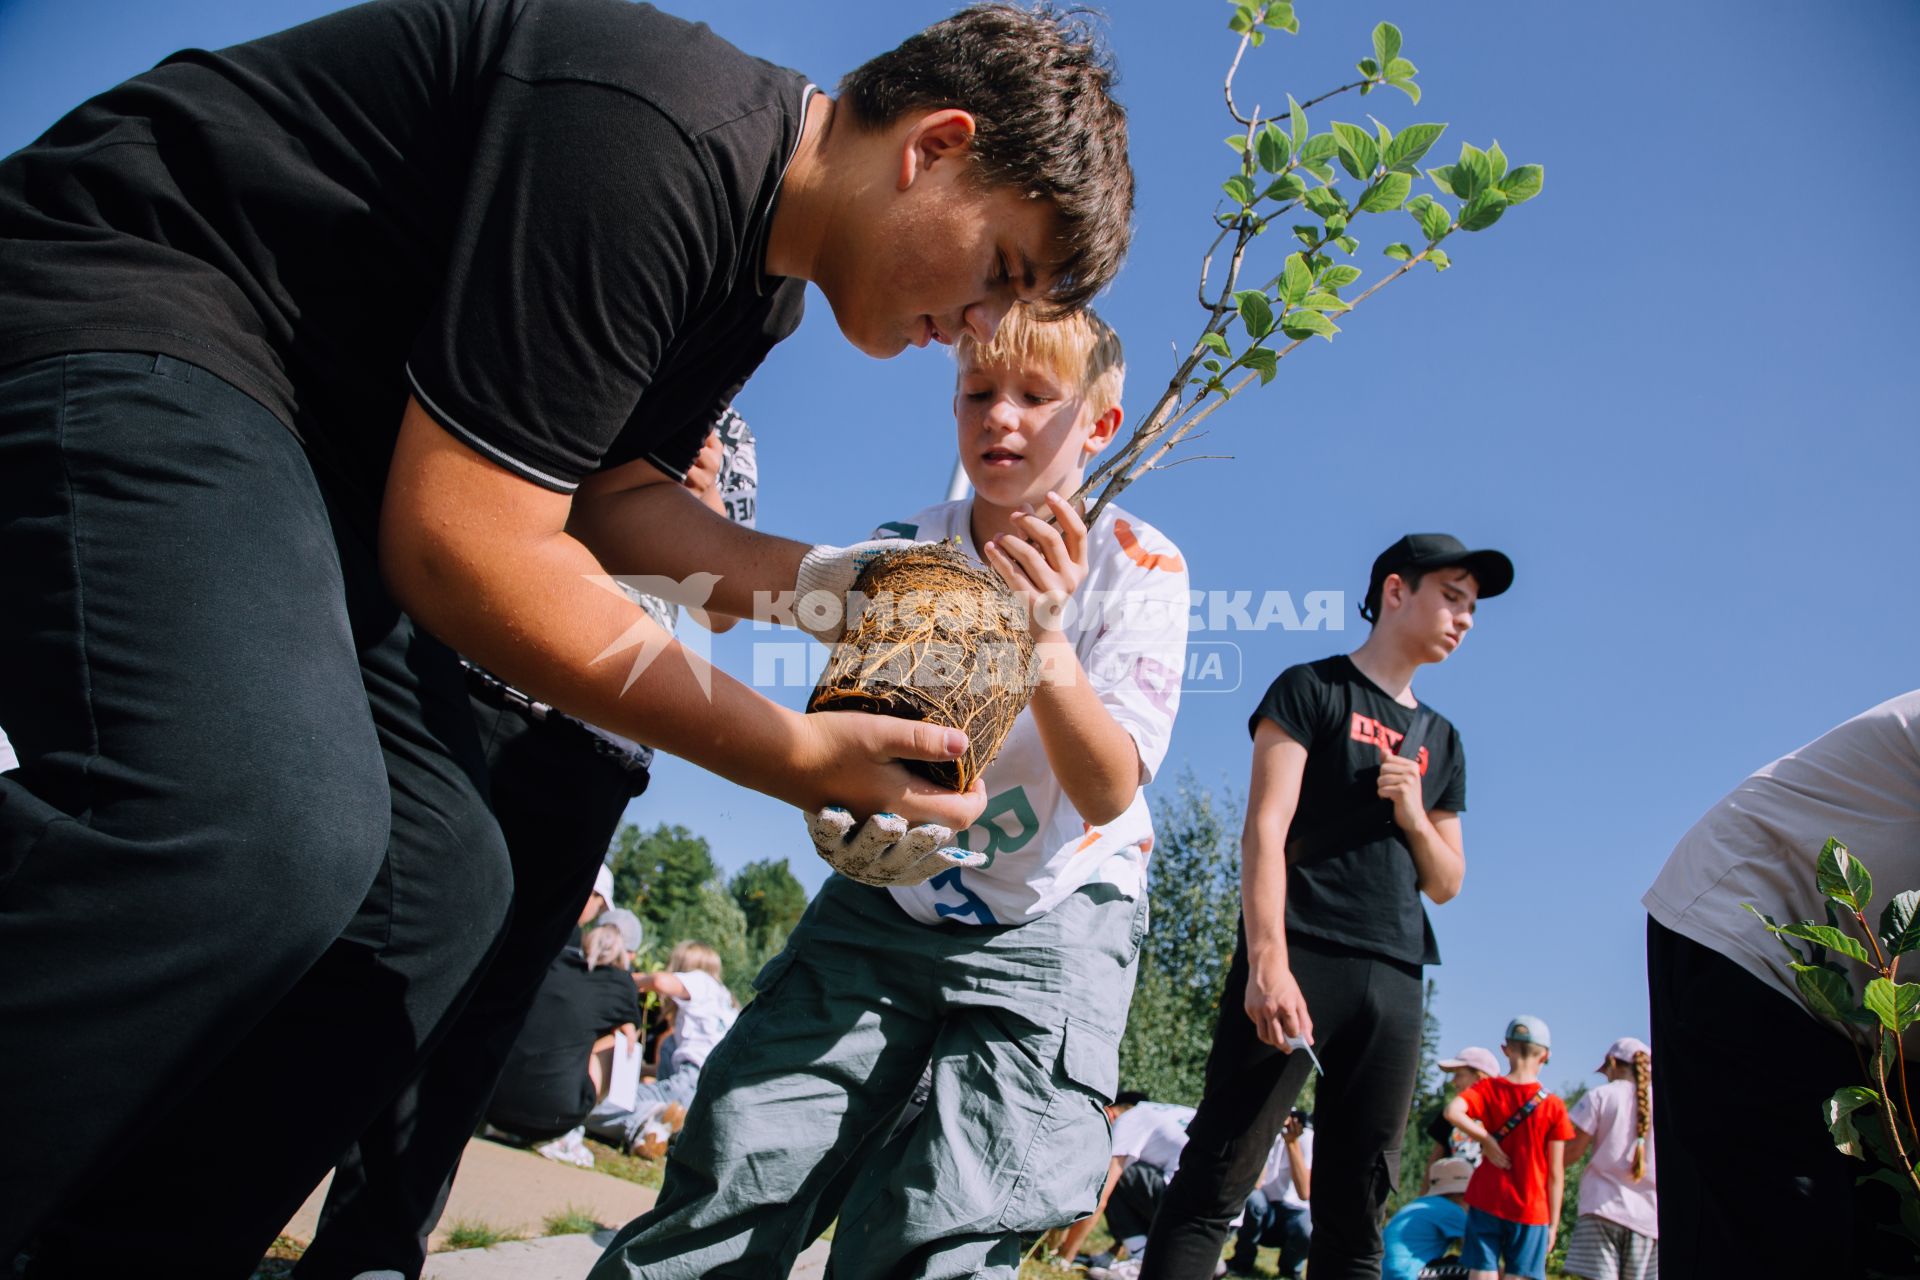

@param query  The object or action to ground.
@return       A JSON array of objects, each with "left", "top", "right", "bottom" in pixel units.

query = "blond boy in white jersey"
[{"left": 595, "top": 308, "right": 1189, "bottom": 1280}]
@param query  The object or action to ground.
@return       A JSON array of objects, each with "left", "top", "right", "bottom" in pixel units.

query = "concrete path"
[{"left": 282, "top": 1137, "right": 833, "bottom": 1277}]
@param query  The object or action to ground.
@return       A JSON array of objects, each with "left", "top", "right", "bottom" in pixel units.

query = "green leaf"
[
  {"left": 1256, "top": 123, "right": 1291, "bottom": 174},
  {"left": 1301, "top": 290, "right": 1352, "bottom": 313},
  {"left": 1235, "top": 289, "right": 1275, "bottom": 339},
  {"left": 1248, "top": 28, "right": 1266, "bottom": 46},
  {"left": 1881, "top": 890, "right": 1920, "bottom": 956},
  {"left": 1419, "top": 200, "right": 1453, "bottom": 242},
  {"left": 1386, "top": 57, "right": 1418, "bottom": 81},
  {"left": 1203, "top": 358, "right": 1222, "bottom": 373},
  {"left": 1427, "top": 165, "right": 1457, "bottom": 196},
  {"left": 1383, "top": 122, "right": 1447, "bottom": 172},
  {"left": 1357, "top": 57, "right": 1380, "bottom": 79},
  {"left": 1426, "top": 248, "right": 1449, "bottom": 270},
  {"left": 1817, "top": 838, "right": 1873, "bottom": 913},
  {"left": 1792, "top": 963, "right": 1866, "bottom": 1024},
  {"left": 1827, "top": 1086, "right": 1880, "bottom": 1160},
  {"left": 1770, "top": 921, "right": 1872, "bottom": 966},
  {"left": 1289, "top": 95, "right": 1307, "bottom": 149},
  {"left": 1335, "top": 234, "right": 1359, "bottom": 254},
  {"left": 1280, "top": 252, "right": 1313, "bottom": 304},
  {"left": 1454, "top": 144, "right": 1492, "bottom": 200},
  {"left": 1499, "top": 164, "right": 1545, "bottom": 204},
  {"left": 1356, "top": 171, "right": 1413, "bottom": 213},
  {"left": 1303, "top": 186, "right": 1347, "bottom": 218},
  {"left": 1238, "top": 346, "right": 1279, "bottom": 384},
  {"left": 1223, "top": 175, "right": 1257, "bottom": 206},
  {"left": 1322, "top": 264, "right": 1362, "bottom": 288},
  {"left": 1225, "top": 134, "right": 1251, "bottom": 155},
  {"left": 1383, "top": 243, "right": 1413, "bottom": 261},
  {"left": 1301, "top": 160, "right": 1335, "bottom": 183},
  {"left": 1864, "top": 978, "right": 1920, "bottom": 1033},
  {"left": 1297, "top": 133, "right": 1339, "bottom": 165},
  {"left": 1229, "top": 8, "right": 1252, "bottom": 33},
  {"left": 1200, "top": 331, "right": 1232, "bottom": 356},
  {"left": 1332, "top": 122, "right": 1380, "bottom": 180},
  {"left": 1262, "top": 174, "right": 1307, "bottom": 204},
  {"left": 1458, "top": 188, "right": 1509, "bottom": 232},
  {"left": 1264, "top": 2, "right": 1299, "bottom": 35},
  {"left": 1372, "top": 22, "right": 1402, "bottom": 69},
  {"left": 1487, "top": 140, "right": 1509, "bottom": 182},
  {"left": 1280, "top": 309, "right": 1338, "bottom": 340},
  {"left": 1387, "top": 76, "right": 1421, "bottom": 105}
]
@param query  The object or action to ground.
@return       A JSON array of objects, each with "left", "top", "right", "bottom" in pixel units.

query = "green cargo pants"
[{"left": 588, "top": 873, "right": 1147, "bottom": 1279}]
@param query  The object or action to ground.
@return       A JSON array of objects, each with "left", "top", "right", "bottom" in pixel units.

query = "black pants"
[
  {"left": 1648, "top": 916, "right": 1918, "bottom": 1278},
  {"left": 1142, "top": 928, "right": 1422, "bottom": 1280},
  {"left": 0, "top": 353, "right": 514, "bottom": 1275},
  {"left": 1106, "top": 1161, "right": 1168, "bottom": 1247},
  {"left": 293, "top": 698, "right": 645, "bottom": 1279}
]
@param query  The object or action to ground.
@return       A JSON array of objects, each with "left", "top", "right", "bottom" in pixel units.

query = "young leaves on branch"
[{"left": 1073, "top": 3, "right": 1543, "bottom": 525}]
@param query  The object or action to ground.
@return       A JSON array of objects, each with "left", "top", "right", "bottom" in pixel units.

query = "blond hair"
[
  {"left": 582, "top": 923, "right": 628, "bottom": 972},
  {"left": 669, "top": 940, "right": 723, "bottom": 981},
  {"left": 1629, "top": 1050, "right": 1652, "bottom": 1180},
  {"left": 956, "top": 304, "right": 1125, "bottom": 419}
]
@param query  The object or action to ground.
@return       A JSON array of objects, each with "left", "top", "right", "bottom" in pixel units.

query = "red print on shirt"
[{"left": 1350, "top": 712, "right": 1429, "bottom": 774}]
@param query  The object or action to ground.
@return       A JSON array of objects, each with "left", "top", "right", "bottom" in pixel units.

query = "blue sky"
[{"left": 4, "top": 0, "right": 1916, "bottom": 1094}]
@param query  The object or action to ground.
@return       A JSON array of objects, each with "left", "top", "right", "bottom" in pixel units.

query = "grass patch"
[
  {"left": 249, "top": 1235, "right": 306, "bottom": 1279},
  {"left": 440, "top": 1218, "right": 524, "bottom": 1250},
  {"left": 542, "top": 1204, "right": 605, "bottom": 1236},
  {"left": 583, "top": 1137, "right": 667, "bottom": 1189}
]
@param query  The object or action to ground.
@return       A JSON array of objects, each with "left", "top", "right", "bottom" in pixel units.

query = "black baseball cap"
[{"left": 1361, "top": 533, "right": 1514, "bottom": 623}]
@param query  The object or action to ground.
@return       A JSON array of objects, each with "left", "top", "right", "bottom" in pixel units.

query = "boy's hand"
[
  {"left": 1282, "top": 1114, "right": 1306, "bottom": 1144},
  {"left": 683, "top": 429, "right": 725, "bottom": 515},
  {"left": 806, "top": 808, "right": 989, "bottom": 886},
  {"left": 793, "top": 711, "right": 987, "bottom": 833},
  {"left": 1377, "top": 741, "right": 1425, "bottom": 830},
  {"left": 1246, "top": 953, "right": 1314, "bottom": 1051},
  {"left": 981, "top": 491, "right": 1088, "bottom": 639},
  {"left": 1477, "top": 1133, "right": 1513, "bottom": 1170}
]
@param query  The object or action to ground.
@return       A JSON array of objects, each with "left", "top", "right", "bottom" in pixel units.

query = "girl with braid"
[{"left": 1562, "top": 1038, "right": 1658, "bottom": 1280}]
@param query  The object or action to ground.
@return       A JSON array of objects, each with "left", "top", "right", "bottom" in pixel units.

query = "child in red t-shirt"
[{"left": 1442, "top": 1015, "right": 1576, "bottom": 1280}]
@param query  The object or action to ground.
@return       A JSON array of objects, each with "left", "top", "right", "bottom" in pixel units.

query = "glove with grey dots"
[{"left": 805, "top": 808, "right": 988, "bottom": 887}]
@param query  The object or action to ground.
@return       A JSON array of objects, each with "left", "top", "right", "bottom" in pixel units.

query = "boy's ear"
[
  {"left": 1083, "top": 403, "right": 1124, "bottom": 455},
  {"left": 898, "top": 108, "right": 978, "bottom": 190}
]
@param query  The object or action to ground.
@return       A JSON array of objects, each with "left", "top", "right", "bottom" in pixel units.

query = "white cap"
[
  {"left": 592, "top": 863, "right": 616, "bottom": 908},
  {"left": 1429, "top": 1156, "right": 1474, "bottom": 1197},
  {"left": 1599, "top": 1036, "right": 1651, "bottom": 1069},
  {"left": 1437, "top": 1046, "right": 1501, "bottom": 1077}
]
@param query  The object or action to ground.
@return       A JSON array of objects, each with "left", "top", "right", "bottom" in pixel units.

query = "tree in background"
[
  {"left": 609, "top": 822, "right": 718, "bottom": 931},
  {"left": 1118, "top": 770, "right": 1244, "bottom": 1103},
  {"left": 730, "top": 857, "right": 808, "bottom": 955},
  {"left": 1389, "top": 978, "right": 1446, "bottom": 1214}
]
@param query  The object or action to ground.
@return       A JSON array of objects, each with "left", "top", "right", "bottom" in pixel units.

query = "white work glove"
[
  {"left": 806, "top": 808, "right": 989, "bottom": 887},
  {"left": 793, "top": 539, "right": 903, "bottom": 643}
]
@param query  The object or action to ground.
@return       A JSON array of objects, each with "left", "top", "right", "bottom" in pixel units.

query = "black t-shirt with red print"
[{"left": 1248, "top": 654, "right": 1467, "bottom": 966}]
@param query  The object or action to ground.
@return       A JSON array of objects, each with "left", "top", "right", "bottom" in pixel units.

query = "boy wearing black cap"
[{"left": 1141, "top": 534, "right": 1512, "bottom": 1280}]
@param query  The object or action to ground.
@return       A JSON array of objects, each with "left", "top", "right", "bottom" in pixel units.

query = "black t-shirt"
[
  {"left": 491, "top": 947, "right": 640, "bottom": 1132},
  {"left": 0, "top": 0, "right": 808, "bottom": 520},
  {"left": 1248, "top": 654, "right": 1467, "bottom": 965}
]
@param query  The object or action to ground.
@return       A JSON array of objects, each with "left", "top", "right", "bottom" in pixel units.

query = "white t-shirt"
[
  {"left": 1256, "top": 1127, "right": 1314, "bottom": 1210},
  {"left": 0, "top": 726, "right": 15, "bottom": 773},
  {"left": 1567, "top": 1079, "right": 1656, "bottom": 1238},
  {"left": 1644, "top": 691, "right": 1920, "bottom": 1049},
  {"left": 870, "top": 499, "right": 1190, "bottom": 926},
  {"left": 1111, "top": 1101, "right": 1195, "bottom": 1178},
  {"left": 667, "top": 969, "right": 738, "bottom": 1071}
]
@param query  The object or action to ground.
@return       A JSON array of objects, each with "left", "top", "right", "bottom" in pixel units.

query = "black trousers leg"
[
  {"left": 0, "top": 354, "right": 392, "bottom": 1259},
  {"left": 1141, "top": 930, "right": 1421, "bottom": 1280},
  {"left": 1104, "top": 1162, "right": 1167, "bottom": 1246},
  {"left": 1648, "top": 916, "right": 1914, "bottom": 1278},
  {"left": 295, "top": 703, "right": 641, "bottom": 1280},
  {"left": 1, "top": 354, "right": 515, "bottom": 1277}
]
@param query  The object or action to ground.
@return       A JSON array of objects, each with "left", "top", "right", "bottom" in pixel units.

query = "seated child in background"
[
  {"left": 1227, "top": 1109, "right": 1313, "bottom": 1278},
  {"left": 1442, "top": 1016, "right": 1576, "bottom": 1280},
  {"left": 1383, "top": 1156, "right": 1475, "bottom": 1280},
  {"left": 586, "top": 941, "right": 736, "bottom": 1152},
  {"left": 486, "top": 910, "right": 644, "bottom": 1165},
  {"left": 589, "top": 305, "right": 1190, "bottom": 1280}
]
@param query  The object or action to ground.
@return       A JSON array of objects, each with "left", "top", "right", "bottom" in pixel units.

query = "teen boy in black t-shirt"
[
  {"left": 0, "top": 1, "right": 1132, "bottom": 1269},
  {"left": 1141, "top": 534, "right": 1514, "bottom": 1280}
]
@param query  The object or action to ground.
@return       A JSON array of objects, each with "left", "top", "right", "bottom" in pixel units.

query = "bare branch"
[{"left": 1149, "top": 453, "right": 1234, "bottom": 472}]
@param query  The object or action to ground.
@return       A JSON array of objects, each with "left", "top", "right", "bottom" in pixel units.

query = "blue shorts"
[{"left": 1461, "top": 1206, "right": 1550, "bottom": 1280}]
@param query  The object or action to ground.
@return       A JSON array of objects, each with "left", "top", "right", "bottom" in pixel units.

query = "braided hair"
[{"left": 1629, "top": 1050, "right": 1652, "bottom": 1181}]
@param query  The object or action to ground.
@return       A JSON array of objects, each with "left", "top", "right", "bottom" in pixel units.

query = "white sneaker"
[
  {"left": 1093, "top": 1260, "right": 1143, "bottom": 1280},
  {"left": 536, "top": 1125, "right": 594, "bottom": 1168}
]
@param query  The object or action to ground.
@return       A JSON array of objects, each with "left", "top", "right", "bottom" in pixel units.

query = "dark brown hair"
[{"left": 838, "top": 4, "right": 1133, "bottom": 315}]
